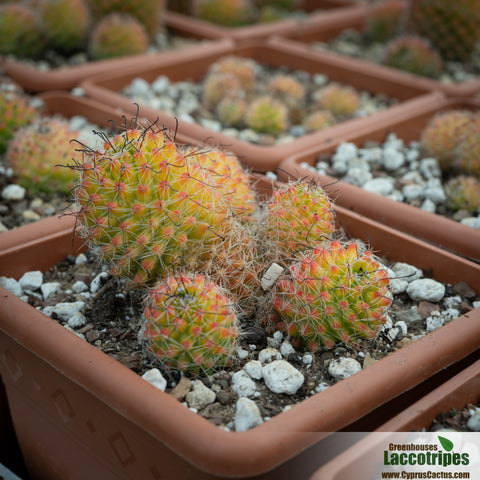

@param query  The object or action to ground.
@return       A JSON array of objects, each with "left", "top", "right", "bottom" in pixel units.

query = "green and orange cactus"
[
  {"left": 456, "top": 114, "right": 480, "bottom": 177},
  {"left": 316, "top": 84, "right": 361, "bottom": 119},
  {"left": 445, "top": 175, "right": 480, "bottom": 212},
  {"left": 202, "top": 73, "right": 244, "bottom": 109},
  {"left": 245, "top": 95, "right": 289, "bottom": 136},
  {"left": 364, "top": 0, "right": 406, "bottom": 43},
  {"left": 192, "top": 0, "right": 254, "bottom": 26},
  {"left": 208, "top": 56, "right": 257, "bottom": 93},
  {"left": 302, "top": 110, "right": 336, "bottom": 133}
]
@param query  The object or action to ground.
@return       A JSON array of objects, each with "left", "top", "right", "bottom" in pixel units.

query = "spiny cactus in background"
[
  {"left": 73, "top": 124, "right": 233, "bottom": 285},
  {"left": 202, "top": 73, "right": 244, "bottom": 109},
  {"left": 302, "top": 110, "right": 335, "bottom": 133},
  {"left": 88, "top": 13, "right": 149, "bottom": 60},
  {"left": 253, "top": 0, "right": 299, "bottom": 10},
  {"left": 456, "top": 114, "right": 480, "bottom": 177},
  {"left": 142, "top": 273, "right": 239, "bottom": 375},
  {"left": 86, "top": 0, "right": 165, "bottom": 38},
  {"left": 260, "top": 180, "right": 336, "bottom": 261},
  {"left": 192, "top": 0, "right": 254, "bottom": 27},
  {"left": 0, "top": 88, "right": 37, "bottom": 154},
  {"left": 408, "top": 0, "right": 480, "bottom": 62},
  {"left": 39, "top": 0, "right": 89, "bottom": 54},
  {"left": 208, "top": 56, "right": 257, "bottom": 93},
  {"left": 215, "top": 95, "right": 247, "bottom": 127},
  {"left": 245, "top": 96, "right": 289, "bottom": 136},
  {"left": 271, "top": 240, "right": 392, "bottom": 350},
  {"left": 382, "top": 35, "right": 443, "bottom": 78},
  {"left": 267, "top": 74, "right": 305, "bottom": 122},
  {"left": 445, "top": 175, "right": 480, "bottom": 212},
  {"left": 420, "top": 110, "right": 474, "bottom": 173},
  {"left": 316, "top": 84, "right": 361, "bottom": 119},
  {"left": 0, "top": 3, "right": 44, "bottom": 57},
  {"left": 364, "top": 0, "right": 406, "bottom": 43},
  {"left": 258, "top": 5, "right": 290, "bottom": 23},
  {"left": 7, "top": 118, "right": 77, "bottom": 195}
]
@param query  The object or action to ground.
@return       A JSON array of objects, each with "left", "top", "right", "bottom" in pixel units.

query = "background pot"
[
  {"left": 81, "top": 37, "right": 441, "bottom": 173},
  {"left": 1, "top": 176, "right": 480, "bottom": 479},
  {"left": 278, "top": 96, "right": 480, "bottom": 263}
]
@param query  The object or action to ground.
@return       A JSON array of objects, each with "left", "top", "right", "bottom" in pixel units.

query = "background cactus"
[
  {"left": 0, "top": 3, "right": 44, "bottom": 57},
  {"left": 382, "top": 35, "right": 443, "bottom": 78},
  {"left": 202, "top": 73, "right": 244, "bottom": 109},
  {"left": 364, "top": 0, "right": 406, "bottom": 43},
  {"left": 73, "top": 125, "right": 233, "bottom": 285},
  {"left": 245, "top": 96, "right": 289, "bottom": 136},
  {"left": 39, "top": 0, "right": 90, "bottom": 54},
  {"left": 316, "top": 84, "right": 361, "bottom": 119},
  {"left": 192, "top": 0, "right": 254, "bottom": 27},
  {"left": 208, "top": 56, "right": 257, "bottom": 93},
  {"left": 0, "top": 88, "right": 37, "bottom": 154},
  {"left": 271, "top": 240, "right": 392, "bottom": 350},
  {"left": 215, "top": 95, "right": 247, "bottom": 127},
  {"left": 88, "top": 13, "right": 149, "bottom": 60},
  {"left": 455, "top": 114, "right": 480, "bottom": 177},
  {"left": 7, "top": 117, "right": 77, "bottom": 195},
  {"left": 142, "top": 273, "right": 239, "bottom": 375},
  {"left": 445, "top": 175, "right": 480, "bottom": 212},
  {"left": 301, "top": 110, "right": 335, "bottom": 133}
]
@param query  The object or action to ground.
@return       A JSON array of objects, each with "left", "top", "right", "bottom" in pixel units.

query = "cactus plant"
[
  {"left": 88, "top": 13, "right": 149, "bottom": 60},
  {"left": 408, "top": 0, "right": 480, "bottom": 62},
  {"left": 7, "top": 117, "right": 77, "bottom": 195},
  {"left": 192, "top": 0, "right": 254, "bottom": 27},
  {"left": 208, "top": 56, "right": 257, "bottom": 93},
  {"left": 301, "top": 110, "right": 335, "bottom": 133},
  {"left": 0, "top": 3, "right": 44, "bottom": 57},
  {"left": 420, "top": 110, "right": 474, "bottom": 172},
  {"left": 455, "top": 114, "right": 480, "bottom": 177},
  {"left": 316, "top": 84, "right": 361, "bottom": 119},
  {"left": 364, "top": 0, "right": 406, "bottom": 43},
  {"left": 202, "top": 73, "right": 244, "bottom": 109},
  {"left": 271, "top": 240, "right": 392, "bottom": 350},
  {"left": 0, "top": 88, "right": 37, "bottom": 154},
  {"left": 445, "top": 175, "right": 480, "bottom": 212},
  {"left": 245, "top": 96, "right": 289, "bottom": 136},
  {"left": 382, "top": 35, "right": 443, "bottom": 78},
  {"left": 73, "top": 124, "right": 233, "bottom": 285},
  {"left": 215, "top": 95, "right": 247, "bottom": 127},
  {"left": 141, "top": 273, "right": 240, "bottom": 375},
  {"left": 260, "top": 180, "right": 336, "bottom": 261},
  {"left": 39, "top": 0, "right": 89, "bottom": 54}
]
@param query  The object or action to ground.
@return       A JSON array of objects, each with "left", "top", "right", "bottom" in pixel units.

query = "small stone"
[
  {"left": 90, "top": 272, "right": 109, "bottom": 293},
  {"left": 142, "top": 368, "right": 167, "bottom": 392},
  {"left": 382, "top": 148, "right": 405, "bottom": 170},
  {"left": 244, "top": 360, "right": 263, "bottom": 380},
  {"left": 0, "top": 221, "right": 7, "bottom": 233},
  {"left": 406, "top": 279, "right": 445, "bottom": 302},
  {"left": 75, "top": 253, "right": 87, "bottom": 265},
  {"left": 395, "top": 321, "right": 408, "bottom": 336},
  {"left": 460, "top": 217, "right": 480, "bottom": 229},
  {"left": 333, "top": 142, "right": 358, "bottom": 163},
  {"left": 231, "top": 370, "right": 257, "bottom": 398},
  {"left": 67, "top": 312, "right": 87, "bottom": 328},
  {"left": 262, "top": 360, "right": 304, "bottom": 395},
  {"left": 443, "top": 296, "right": 462, "bottom": 309},
  {"left": 72, "top": 280, "right": 88, "bottom": 293},
  {"left": 362, "top": 177, "right": 394, "bottom": 196},
  {"left": 421, "top": 198, "right": 436, "bottom": 213},
  {"left": 453, "top": 281, "right": 476, "bottom": 300},
  {"left": 22, "top": 210, "right": 41, "bottom": 221},
  {"left": 236, "top": 346, "right": 249, "bottom": 360},
  {"left": 417, "top": 301, "right": 440, "bottom": 320},
  {"left": 234, "top": 397, "right": 263, "bottom": 432},
  {"left": 185, "top": 380, "right": 216, "bottom": 410},
  {"left": 18, "top": 270, "right": 43, "bottom": 291},
  {"left": 386, "top": 327, "right": 400, "bottom": 342},
  {"left": 2, "top": 184, "right": 26, "bottom": 201},
  {"left": 362, "top": 353, "right": 376, "bottom": 368},
  {"left": 389, "top": 278, "right": 408, "bottom": 295},
  {"left": 0, "top": 277, "right": 22, "bottom": 296},
  {"left": 216, "top": 390, "right": 232, "bottom": 406},
  {"left": 280, "top": 340, "right": 295, "bottom": 358},
  {"left": 169, "top": 376, "right": 192, "bottom": 401},
  {"left": 43, "top": 301, "right": 85, "bottom": 321},
  {"left": 467, "top": 408, "right": 480, "bottom": 431},
  {"left": 391, "top": 262, "right": 423, "bottom": 282},
  {"left": 328, "top": 357, "right": 361, "bottom": 381},
  {"left": 425, "top": 312, "right": 445, "bottom": 332},
  {"left": 402, "top": 184, "right": 424, "bottom": 201},
  {"left": 257, "top": 347, "right": 282, "bottom": 364},
  {"left": 41, "top": 282, "right": 61, "bottom": 300},
  {"left": 302, "top": 353, "right": 313, "bottom": 365},
  {"left": 419, "top": 157, "right": 442, "bottom": 179},
  {"left": 261, "top": 263, "right": 284, "bottom": 291}
]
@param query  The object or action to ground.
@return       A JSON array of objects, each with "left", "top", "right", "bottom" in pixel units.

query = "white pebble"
[
  {"left": 273, "top": 331, "right": 283, "bottom": 343},
  {"left": 261, "top": 263, "right": 284, "bottom": 291},
  {"left": 280, "top": 340, "right": 295, "bottom": 358},
  {"left": 391, "top": 262, "right": 423, "bottom": 282},
  {"left": 234, "top": 397, "right": 263, "bottom": 432},
  {"left": 265, "top": 171, "right": 278, "bottom": 181},
  {"left": 142, "top": 368, "right": 167, "bottom": 392},
  {"left": 406, "top": 278, "right": 445, "bottom": 302},
  {"left": 0, "top": 277, "right": 22, "bottom": 296},
  {"left": 389, "top": 278, "right": 409, "bottom": 295},
  {"left": 243, "top": 360, "right": 263, "bottom": 380},
  {"left": 382, "top": 148, "right": 405, "bottom": 170},
  {"left": 262, "top": 360, "right": 304, "bottom": 395},
  {"left": 18, "top": 270, "right": 43, "bottom": 291},
  {"left": 467, "top": 408, "right": 480, "bottom": 431},
  {"left": 461, "top": 217, "right": 480, "bottom": 229},
  {"left": 402, "top": 184, "right": 424, "bottom": 201},
  {"left": 443, "top": 296, "right": 462, "bottom": 309},
  {"left": 75, "top": 253, "right": 87, "bottom": 265},
  {"left": 236, "top": 346, "right": 249, "bottom": 360},
  {"left": 426, "top": 312, "right": 445, "bottom": 332},
  {"left": 395, "top": 321, "right": 408, "bottom": 336},
  {"left": 362, "top": 177, "right": 394, "bottom": 196},
  {"left": 316, "top": 382, "right": 330, "bottom": 392},
  {"left": 72, "top": 280, "right": 88, "bottom": 293},
  {"left": 67, "top": 312, "right": 87, "bottom": 328},
  {"left": 185, "top": 380, "right": 216, "bottom": 410},
  {"left": 231, "top": 370, "right": 257, "bottom": 398},
  {"left": 258, "top": 348, "right": 282, "bottom": 364},
  {"left": 43, "top": 301, "right": 85, "bottom": 321},
  {"left": 421, "top": 198, "right": 436, "bottom": 213},
  {"left": 333, "top": 142, "right": 358, "bottom": 163},
  {"left": 328, "top": 357, "right": 361, "bottom": 381},
  {"left": 419, "top": 157, "right": 441, "bottom": 179},
  {"left": 90, "top": 272, "right": 109, "bottom": 293},
  {"left": 40, "top": 282, "right": 61, "bottom": 300},
  {"left": 2, "top": 184, "right": 26, "bottom": 201},
  {"left": 302, "top": 353, "right": 313, "bottom": 365}
]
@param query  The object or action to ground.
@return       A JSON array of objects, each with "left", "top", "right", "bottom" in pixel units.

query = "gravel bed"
[
  {"left": 428, "top": 404, "right": 480, "bottom": 433},
  {"left": 1, "top": 245, "right": 478, "bottom": 432}
]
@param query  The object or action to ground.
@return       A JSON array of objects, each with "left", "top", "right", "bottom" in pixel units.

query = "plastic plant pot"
[
  {"left": 277, "top": 96, "right": 480, "bottom": 264},
  {"left": 80, "top": 37, "right": 441, "bottom": 173},
  {"left": 1, "top": 175, "right": 480, "bottom": 479}
]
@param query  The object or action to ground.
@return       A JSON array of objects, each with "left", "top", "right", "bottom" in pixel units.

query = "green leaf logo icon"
[{"left": 438, "top": 436, "right": 454, "bottom": 452}]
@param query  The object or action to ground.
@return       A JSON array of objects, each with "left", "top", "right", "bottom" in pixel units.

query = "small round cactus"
[
  {"left": 316, "top": 84, "right": 361, "bottom": 118},
  {"left": 382, "top": 35, "right": 443, "bottom": 78},
  {"left": 456, "top": 114, "right": 480, "bottom": 177},
  {"left": 364, "top": 0, "right": 406, "bottom": 43},
  {"left": 0, "top": 3, "right": 44, "bottom": 57},
  {"left": 245, "top": 96, "right": 289, "bottom": 136},
  {"left": 142, "top": 273, "right": 239, "bottom": 375},
  {"left": 445, "top": 175, "right": 480, "bottom": 212},
  {"left": 208, "top": 56, "right": 257, "bottom": 93},
  {"left": 267, "top": 74, "right": 305, "bottom": 105},
  {"left": 260, "top": 180, "right": 336, "bottom": 261},
  {"left": 73, "top": 125, "right": 232, "bottom": 285},
  {"left": 302, "top": 110, "right": 336, "bottom": 133},
  {"left": 7, "top": 117, "right": 77, "bottom": 195},
  {"left": 420, "top": 110, "right": 474, "bottom": 172},
  {"left": 0, "top": 88, "right": 37, "bottom": 154},
  {"left": 272, "top": 240, "right": 392, "bottom": 350},
  {"left": 215, "top": 95, "right": 247, "bottom": 127},
  {"left": 39, "top": 0, "right": 90, "bottom": 54},
  {"left": 202, "top": 73, "right": 244, "bottom": 109},
  {"left": 192, "top": 0, "right": 254, "bottom": 27},
  {"left": 88, "top": 13, "right": 149, "bottom": 60}
]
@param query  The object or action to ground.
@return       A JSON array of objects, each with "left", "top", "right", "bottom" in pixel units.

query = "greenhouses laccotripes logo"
[{"left": 383, "top": 436, "right": 470, "bottom": 467}]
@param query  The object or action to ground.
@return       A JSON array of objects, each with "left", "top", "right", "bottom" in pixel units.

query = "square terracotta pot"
[
  {"left": 81, "top": 37, "right": 441, "bottom": 172},
  {"left": 164, "top": 0, "right": 368, "bottom": 42},
  {"left": 277, "top": 7, "right": 480, "bottom": 97},
  {"left": 310, "top": 359, "right": 480, "bottom": 480},
  {"left": 278, "top": 96, "right": 480, "bottom": 263},
  {"left": 1, "top": 177, "right": 480, "bottom": 479}
]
